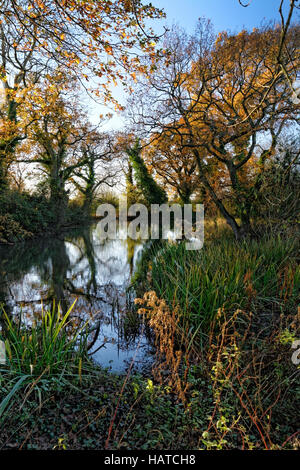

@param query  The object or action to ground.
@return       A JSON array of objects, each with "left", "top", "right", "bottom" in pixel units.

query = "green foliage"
[
  {"left": 126, "top": 139, "right": 167, "bottom": 206},
  {"left": 0, "top": 189, "right": 90, "bottom": 244},
  {"left": 0, "top": 190, "right": 56, "bottom": 242},
  {"left": 0, "top": 214, "right": 32, "bottom": 243},
  {"left": 126, "top": 181, "right": 145, "bottom": 207},
  {"left": 94, "top": 190, "right": 120, "bottom": 209}
]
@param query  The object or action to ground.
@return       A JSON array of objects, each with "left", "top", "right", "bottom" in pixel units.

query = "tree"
[
  {"left": 7, "top": 161, "right": 27, "bottom": 191},
  {"left": 70, "top": 132, "right": 120, "bottom": 215},
  {"left": 0, "top": 20, "right": 39, "bottom": 190},
  {"left": 0, "top": 0, "right": 165, "bottom": 97},
  {"left": 113, "top": 132, "right": 143, "bottom": 205},
  {"left": 18, "top": 73, "right": 92, "bottom": 226},
  {"left": 126, "top": 139, "right": 167, "bottom": 205},
  {"left": 238, "top": 0, "right": 300, "bottom": 102},
  {"left": 0, "top": 0, "right": 165, "bottom": 190},
  {"left": 144, "top": 131, "right": 200, "bottom": 204},
  {"left": 129, "top": 20, "right": 300, "bottom": 239}
]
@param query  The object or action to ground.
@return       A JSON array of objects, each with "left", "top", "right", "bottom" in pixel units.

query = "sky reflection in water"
[{"left": 0, "top": 224, "right": 153, "bottom": 373}]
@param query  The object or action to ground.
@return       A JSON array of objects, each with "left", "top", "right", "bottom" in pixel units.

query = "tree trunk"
[
  {"left": 50, "top": 171, "right": 67, "bottom": 229},
  {"left": 0, "top": 142, "right": 11, "bottom": 192},
  {"left": 83, "top": 193, "right": 93, "bottom": 216},
  {"left": 0, "top": 156, "right": 8, "bottom": 193}
]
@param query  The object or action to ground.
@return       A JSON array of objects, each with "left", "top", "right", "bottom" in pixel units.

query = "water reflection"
[{"left": 0, "top": 224, "right": 152, "bottom": 373}]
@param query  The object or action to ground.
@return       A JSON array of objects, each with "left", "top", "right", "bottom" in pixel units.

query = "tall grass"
[
  {"left": 1, "top": 300, "right": 88, "bottom": 377},
  {"left": 0, "top": 300, "right": 89, "bottom": 424},
  {"left": 132, "top": 233, "right": 300, "bottom": 449},
  {"left": 146, "top": 235, "right": 299, "bottom": 339}
]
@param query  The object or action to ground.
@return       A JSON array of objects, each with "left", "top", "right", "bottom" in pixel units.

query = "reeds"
[
  {"left": 1, "top": 300, "right": 88, "bottom": 377},
  {"left": 149, "top": 235, "right": 299, "bottom": 344},
  {"left": 0, "top": 300, "right": 89, "bottom": 424}
]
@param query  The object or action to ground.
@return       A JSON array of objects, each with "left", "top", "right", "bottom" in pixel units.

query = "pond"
[{"left": 0, "top": 223, "right": 155, "bottom": 373}]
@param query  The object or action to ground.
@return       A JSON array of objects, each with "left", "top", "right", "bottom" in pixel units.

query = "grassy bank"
[
  {"left": 0, "top": 302, "right": 209, "bottom": 450},
  {"left": 139, "top": 233, "right": 299, "bottom": 339},
  {"left": 130, "top": 227, "right": 300, "bottom": 449}
]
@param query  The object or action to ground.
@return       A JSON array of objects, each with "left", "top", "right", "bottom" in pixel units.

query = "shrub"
[{"left": 0, "top": 189, "right": 92, "bottom": 244}]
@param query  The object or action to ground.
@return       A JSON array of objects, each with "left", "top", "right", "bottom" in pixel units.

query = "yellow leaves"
[
  {"left": 131, "top": 71, "right": 137, "bottom": 83},
  {"left": 0, "top": 119, "right": 20, "bottom": 142},
  {"left": 28, "top": 1, "right": 45, "bottom": 11},
  {"left": 114, "top": 103, "right": 124, "bottom": 112}
]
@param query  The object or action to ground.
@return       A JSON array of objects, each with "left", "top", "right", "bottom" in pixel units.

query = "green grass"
[
  {"left": 127, "top": 230, "right": 300, "bottom": 450},
  {"left": 138, "top": 234, "right": 299, "bottom": 341},
  {"left": 1, "top": 300, "right": 88, "bottom": 376}
]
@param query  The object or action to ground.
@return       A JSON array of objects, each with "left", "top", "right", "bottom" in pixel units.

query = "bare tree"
[
  {"left": 238, "top": 0, "right": 300, "bottom": 101},
  {"left": 70, "top": 132, "right": 120, "bottom": 214}
]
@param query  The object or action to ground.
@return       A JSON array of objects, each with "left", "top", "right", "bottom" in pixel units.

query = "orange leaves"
[
  {"left": 0, "top": 119, "right": 19, "bottom": 141},
  {"left": 123, "top": 0, "right": 133, "bottom": 13},
  {"left": 131, "top": 71, "right": 137, "bottom": 82},
  {"left": 135, "top": 291, "right": 190, "bottom": 403},
  {"left": 1, "top": 0, "right": 165, "bottom": 106},
  {"left": 27, "top": 1, "right": 46, "bottom": 12},
  {"left": 104, "top": 44, "right": 113, "bottom": 55}
]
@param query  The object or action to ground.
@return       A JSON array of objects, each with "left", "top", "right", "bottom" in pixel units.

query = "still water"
[{"left": 0, "top": 223, "right": 154, "bottom": 373}]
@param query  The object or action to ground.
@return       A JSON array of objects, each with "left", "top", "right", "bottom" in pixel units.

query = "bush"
[
  {"left": 0, "top": 189, "right": 91, "bottom": 244},
  {"left": 0, "top": 190, "right": 56, "bottom": 236},
  {"left": 0, "top": 214, "right": 32, "bottom": 243}
]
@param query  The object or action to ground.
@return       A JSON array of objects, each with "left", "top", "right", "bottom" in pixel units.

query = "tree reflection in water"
[{"left": 0, "top": 224, "right": 151, "bottom": 372}]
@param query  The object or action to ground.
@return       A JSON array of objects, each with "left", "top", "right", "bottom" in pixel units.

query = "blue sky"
[
  {"left": 157, "top": 0, "right": 286, "bottom": 34},
  {"left": 93, "top": 0, "right": 295, "bottom": 129}
]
